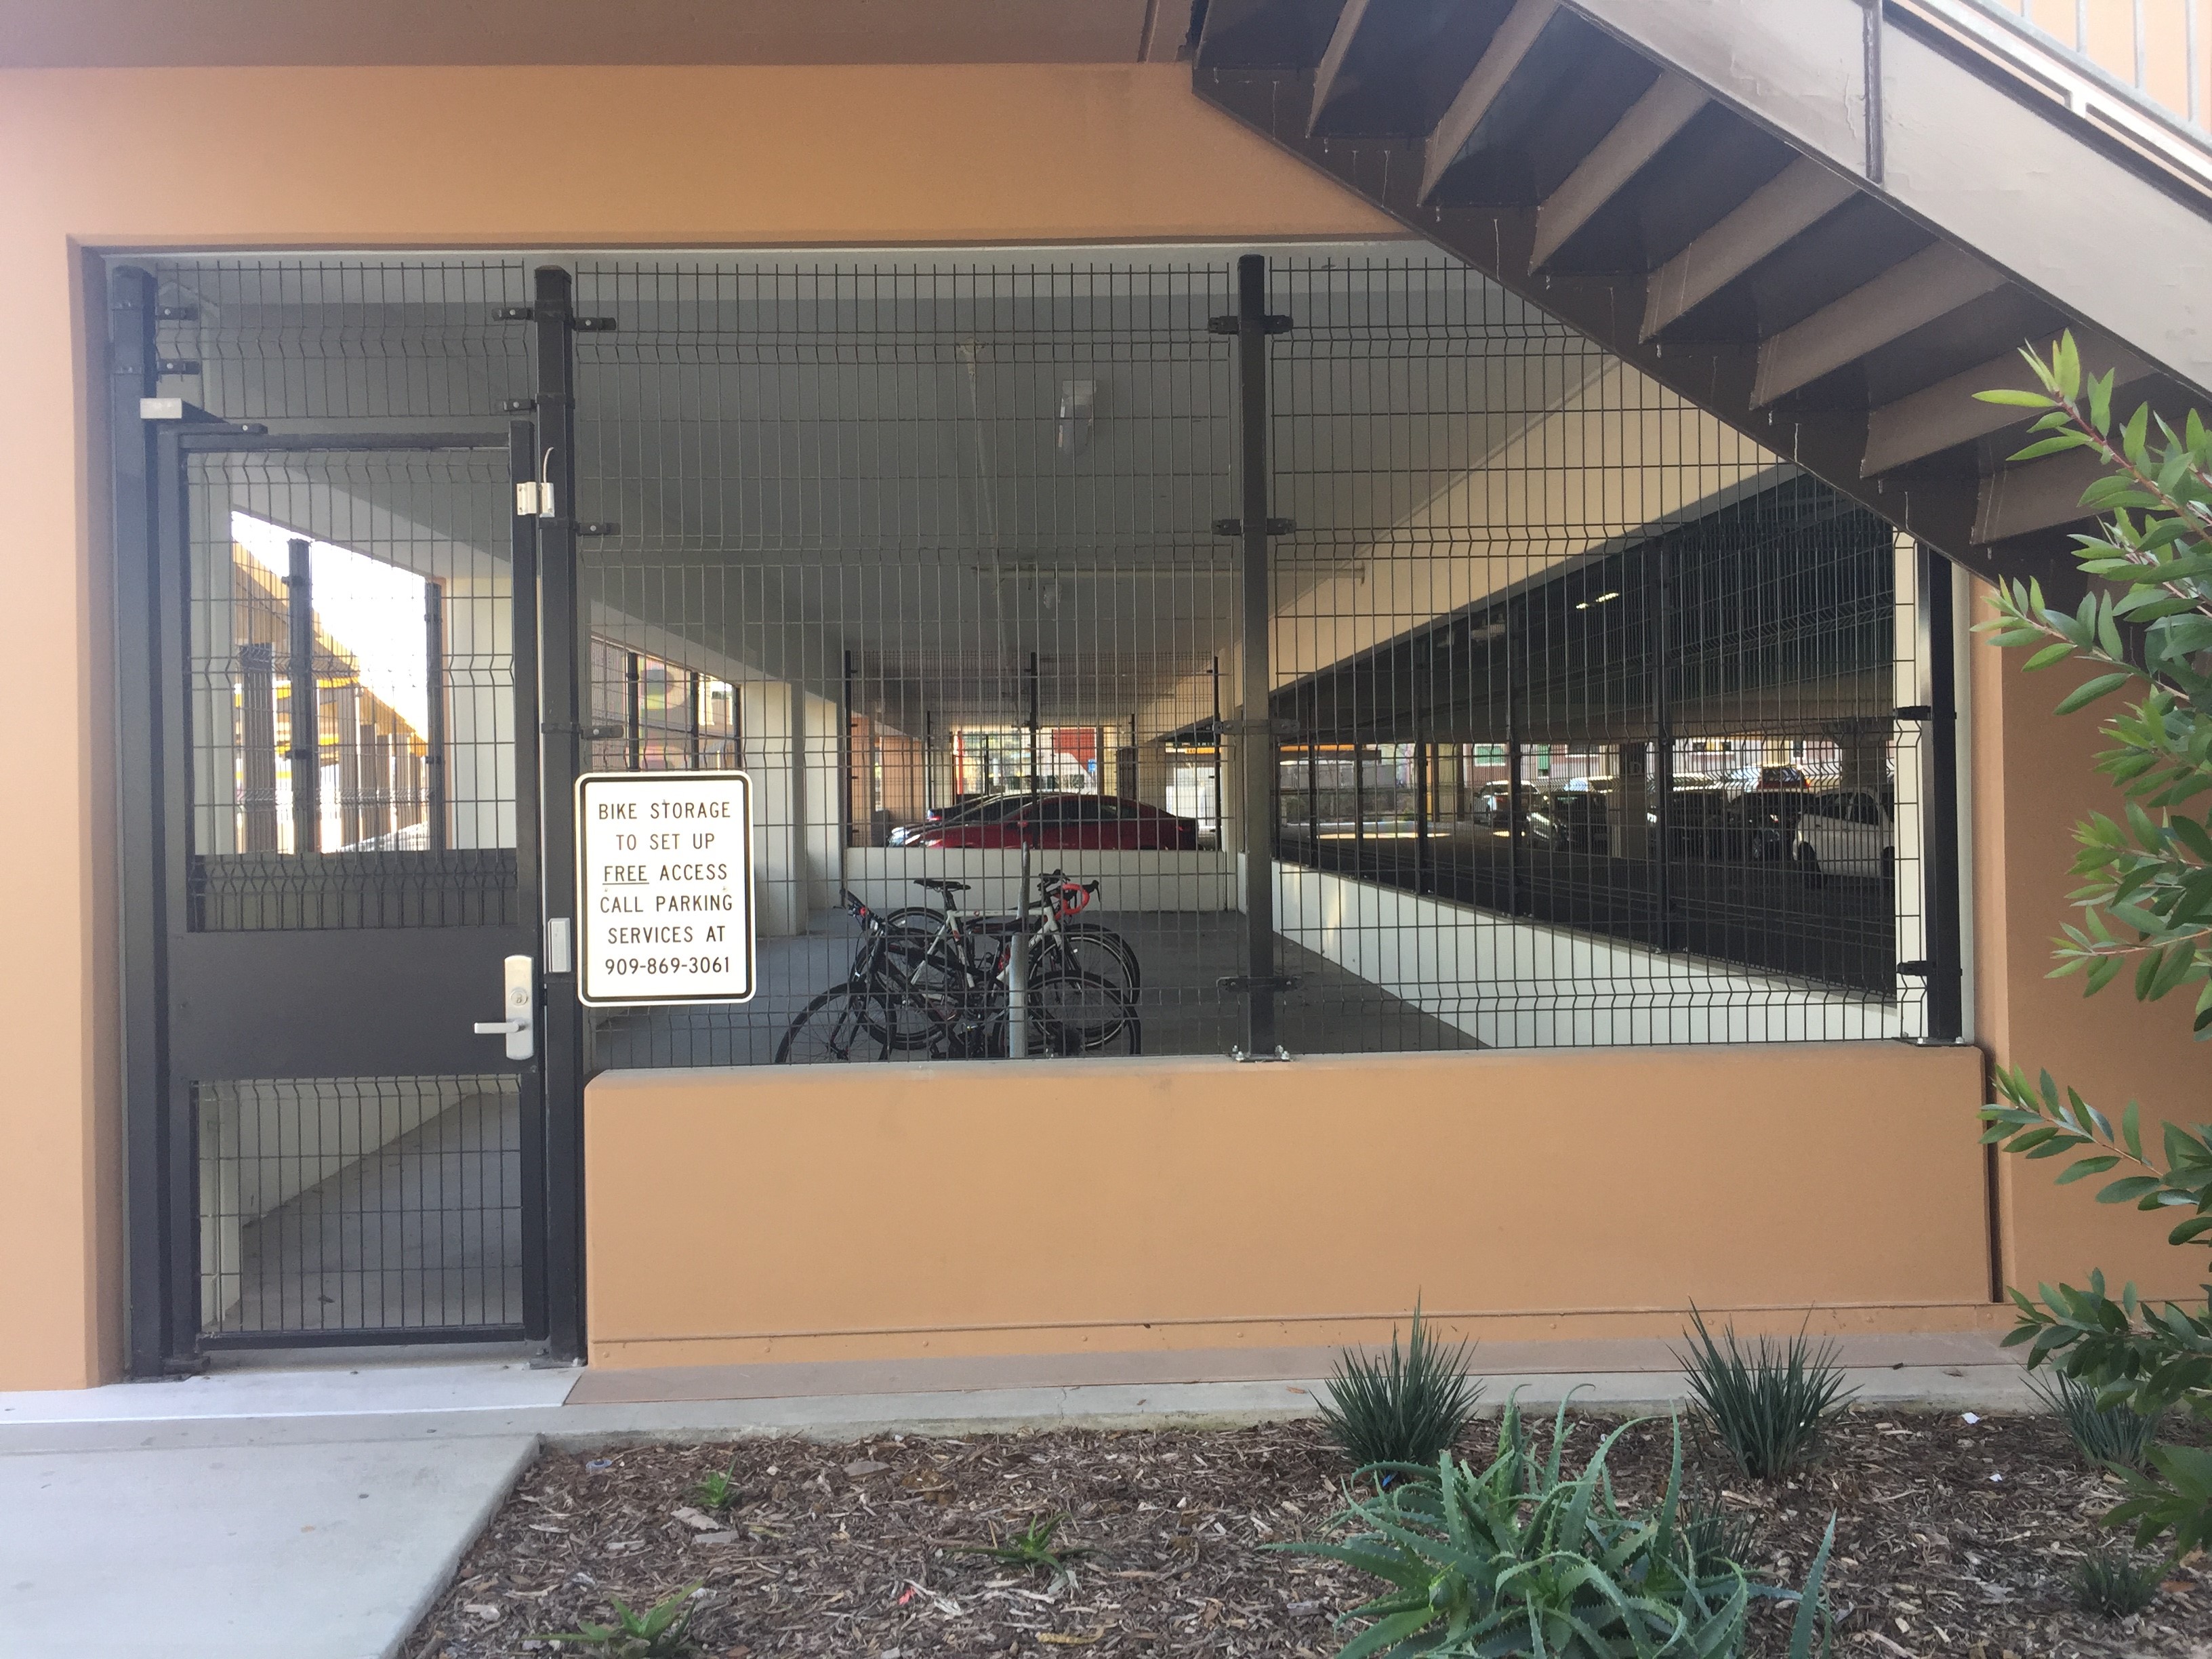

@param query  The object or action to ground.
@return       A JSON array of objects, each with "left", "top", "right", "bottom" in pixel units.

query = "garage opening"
[{"left": 128, "top": 244, "right": 1957, "bottom": 1347}]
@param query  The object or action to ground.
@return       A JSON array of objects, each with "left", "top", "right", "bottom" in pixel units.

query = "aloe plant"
[{"left": 1277, "top": 1397, "right": 1833, "bottom": 1658}]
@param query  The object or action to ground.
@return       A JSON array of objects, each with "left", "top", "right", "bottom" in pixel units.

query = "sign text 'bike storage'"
[{"left": 576, "top": 773, "right": 756, "bottom": 1006}]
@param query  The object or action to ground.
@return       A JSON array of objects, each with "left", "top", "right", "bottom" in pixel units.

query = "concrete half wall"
[{"left": 584, "top": 1042, "right": 1992, "bottom": 1370}]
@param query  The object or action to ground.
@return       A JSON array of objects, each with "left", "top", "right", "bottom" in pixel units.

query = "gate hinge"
[
  {"left": 573, "top": 316, "right": 619, "bottom": 333},
  {"left": 155, "top": 358, "right": 200, "bottom": 376},
  {"left": 155, "top": 304, "right": 199, "bottom": 322},
  {"left": 493, "top": 305, "right": 534, "bottom": 321},
  {"left": 1214, "top": 516, "right": 1295, "bottom": 537},
  {"left": 499, "top": 397, "right": 536, "bottom": 413},
  {"left": 1893, "top": 703, "right": 1933, "bottom": 720},
  {"left": 576, "top": 521, "right": 620, "bottom": 537},
  {"left": 1207, "top": 313, "right": 1294, "bottom": 335}
]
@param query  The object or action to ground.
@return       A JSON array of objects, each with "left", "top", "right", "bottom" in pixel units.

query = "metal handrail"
[{"left": 1908, "top": 0, "right": 2212, "bottom": 182}]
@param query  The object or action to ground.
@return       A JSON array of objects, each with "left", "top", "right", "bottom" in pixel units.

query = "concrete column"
[
  {"left": 739, "top": 680, "right": 804, "bottom": 939},
  {"left": 1609, "top": 743, "right": 1650, "bottom": 860},
  {"left": 1837, "top": 720, "right": 1889, "bottom": 792}
]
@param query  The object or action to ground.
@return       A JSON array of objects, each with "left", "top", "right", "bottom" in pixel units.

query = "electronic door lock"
[{"left": 471, "top": 954, "right": 535, "bottom": 1060}]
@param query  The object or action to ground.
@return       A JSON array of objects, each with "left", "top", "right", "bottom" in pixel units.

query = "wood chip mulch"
[{"left": 401, "top": 1408, "right": 2211, "bottom": 1658}]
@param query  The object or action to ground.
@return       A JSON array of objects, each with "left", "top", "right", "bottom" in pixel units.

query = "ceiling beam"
[
  {"left": 1530, "top": 75, "right": 1708, "bottom": 270},
  {"left": 1418, "top": 0, "right": 1557, "bottom": 202},
  {"left": 1862, "top": 331, "right": 2152, "bottom": 476},
  {"left": 1306, "top": 0, "right": 1374, "bottom": 134},
  {"left": 1973, "top": 449, "right": 2103, "bottom": 545},
  {"left": 1752, "top": 241, "right": 2008, "bottom": 407},
  {"left": 1641, "top": 157, "right": 1858, "bottom": 340}
]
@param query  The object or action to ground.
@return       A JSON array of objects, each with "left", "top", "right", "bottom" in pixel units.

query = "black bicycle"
[
  {"left": 882, "top": 870, "right": 1141, "bottom": 1050},
  {"left": 776, "top": 890, "right": 1140, "bottom": 1062}
]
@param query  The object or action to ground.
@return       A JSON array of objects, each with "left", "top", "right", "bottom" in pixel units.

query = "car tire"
[{"left": 1797, "top": 844, "right": 1826, "bottom": 888}]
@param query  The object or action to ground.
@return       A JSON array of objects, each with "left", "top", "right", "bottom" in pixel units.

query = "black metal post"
[
  {"left": 424, "top": 581, "right": 448, "bottom": 851},
  {"left": 689, "top": 670, "right": 703, "bottom": 771},
  {"left": 1505, "top": 597, "right": 1525, "bottom": 918},
  {"left": 1917, "top": 543, "right": 1965, "bottom": 1040},
  {"left": 533, "top": 266, "right": 588, "bottom": 1360},
  {"left": 842, "top": 649, "right": 857, "bottom": 845},
  {"left": 112, "top": 266, "right": 175, "bottom": 1376},
  {"left": 1414, "top": 731, "right": 1431, "bottom": 896},
  {"left": 1306, "top": 735, "right": 1320, "bottom": 866},
  {"left": 1208, "top": 655, "right": 1223, "bottom": 846},
  {"left": 1653, "top": 544, "right": 1674, "bottom": 951},
  {"left": 285, "top": 537, "right": 320, "bottom": 855},
  {"left": 624, "top": 651, "right": 643, "bottom": 771},
  {"left": 507, "top": 417, "right": 548, "bottom": 1345},
  {"left": 1232, "top": 253, "right": 1281, "bottom": 1057}
]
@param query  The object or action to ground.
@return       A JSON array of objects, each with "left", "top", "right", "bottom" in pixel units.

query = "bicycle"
[
  {"left": 776, "top": 890, "right": 1139, "bottom": 1062},
  {"left": 773, "top": 891, "right": 920, "bottom": 1063},
  {"left": 884, "top": 870, "right": 1141, "bottom": 1050}
]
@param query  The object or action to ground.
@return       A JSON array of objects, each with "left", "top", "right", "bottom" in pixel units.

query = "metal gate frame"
[{"left": 109, "top": 264, "right": 587, "bottom": 1372}]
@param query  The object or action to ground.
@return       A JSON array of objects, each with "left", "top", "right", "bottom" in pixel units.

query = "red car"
[{"left": 915, "top": 794, "right": 1197, "bottom": 851}]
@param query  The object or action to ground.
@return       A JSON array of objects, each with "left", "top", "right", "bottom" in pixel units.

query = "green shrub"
[
  {"left": 2070, "top": 1547, "right": 2161, "bottom": 1618},
  {"left": 1316, "top": 1303, "right": 1481, "bottom": 1473},
  {"left": 1277, "top": 1397, "right": 1834, "bottom": 1659},
  {"left": 1675, "top": 1309, "right": 1855, "bottom": 1481},
  {"left": 1971, "top": 334, "right": 2212, "bottom": 1555},
  {"left": 2032, "top": 1369, "right": 2162, "bottom": 1468}
]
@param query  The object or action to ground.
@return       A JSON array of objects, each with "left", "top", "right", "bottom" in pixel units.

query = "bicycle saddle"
[{"left": 913, "top": 877, "right": 970, "bottom": 893}]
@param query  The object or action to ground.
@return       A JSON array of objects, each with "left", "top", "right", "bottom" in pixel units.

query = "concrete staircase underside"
[{"left": 1194, "top": 0, "right": 2212, "bottom": 595}]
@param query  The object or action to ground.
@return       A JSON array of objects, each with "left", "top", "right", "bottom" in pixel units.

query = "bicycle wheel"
[
  {"left": 1023, "top": 968, "right": 1142, "bottom": 1057},
  {"left": 1040, "top": 922, "right": 1141, "bottom": 995},
  {"left": 775, "top": 987, "right": 899, "bottom": 1063}
]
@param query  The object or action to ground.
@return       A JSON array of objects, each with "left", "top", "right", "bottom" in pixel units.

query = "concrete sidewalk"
[{"left": 0, "top": 1334, "right": 2032, "bottom": 1658}]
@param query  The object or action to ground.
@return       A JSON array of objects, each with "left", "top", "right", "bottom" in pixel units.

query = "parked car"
[
  {"left": 1723, "top": 762, "right": 1810, "bottom": 794},
  {"left": 1525, "top": 788, "right": 1607, "bottom": 853},
  {"left": 1793, "top": 787, "right": 1895, "bottom": 881},
  {"left": 914, "top": 793, "right": 1198, "bottom": 851},
  {"left": 1729, "top": 785, "right": 1812, "bottom": 860},
  {"left": 888, "top": 793, "right": 1023, "bottom": 846}
]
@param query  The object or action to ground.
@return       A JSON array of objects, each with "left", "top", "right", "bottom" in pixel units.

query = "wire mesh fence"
[
  {"left": 566, "top": 249, "right": 1933, "bottom": 1063},
  {"left": 137, "top": 245, "right": 1945, "bottom": 1082},
  {"left": 194, "top": 1075, "right": 523, "bottom": 1338}
]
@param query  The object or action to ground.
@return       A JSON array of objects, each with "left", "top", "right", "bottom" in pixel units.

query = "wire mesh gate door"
[{"left": 146, "top": 424, "right": 547, "bottom": 1354}]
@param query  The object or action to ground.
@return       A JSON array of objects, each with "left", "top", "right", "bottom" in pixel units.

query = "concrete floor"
[
  {"left": 592, "top": 907, "right": 1477, "bottom": 1067},
  {"left": 215, "top": 1090, "right": 525, "bottom": 1340}
]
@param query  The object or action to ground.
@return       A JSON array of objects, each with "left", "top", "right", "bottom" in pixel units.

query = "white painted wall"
[
  {"left": 844, "top": 846, "right": 1239, "bottom": 916},
  {"left": 1269, "top": 862, "right": 1911, "bottom": 1048}
]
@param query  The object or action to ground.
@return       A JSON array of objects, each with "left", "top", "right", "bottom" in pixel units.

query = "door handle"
[{"left": 471, "top": 954, "right": 535, "bottom": 1060}]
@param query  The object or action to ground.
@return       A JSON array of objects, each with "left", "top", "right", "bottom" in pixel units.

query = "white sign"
[{"left": 575, "top": 772, "right": 756, "bottom": 1006}]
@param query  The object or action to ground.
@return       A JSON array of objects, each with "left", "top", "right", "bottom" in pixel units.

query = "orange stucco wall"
[
  {"left": 584, "top": 1045, "right": 1995, "bottom": 1369},
  {"left": 1969, "top": 583, "right": 2209, "bottom": 1300},
  {"left": 0, "top": 62, "right": 1393, "bottom": 1390},
  {"left": 1, "top": 55, "right": 2196, "bottom": 1390}
]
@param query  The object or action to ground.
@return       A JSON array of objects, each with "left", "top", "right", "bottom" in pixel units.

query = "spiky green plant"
[
  {"left": 690, "top": 1452, "right": 741, "bottom": 1511},
  {"left": 2070, "top": 1547, "right": 2161, "bottom": 1618},
  {"left": 1316, "top": 1303, "right": 1481, "bottom": 1473},
  {"left": 535, "top": 1582, "right": 703, "bottom": 1658},
  {"left": 947, "top": 1513, "right": 1091, "bottom": 1580},
  {"left": 2032, "top": 1369, "right": 2163, "bottom": 1469},
  {"left": 1675, "top": 1310, "right": 1856, "bottom": 1480},
  {"left": 1275, "top": 1397, "right": 1835, "bottom": 1659}
]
